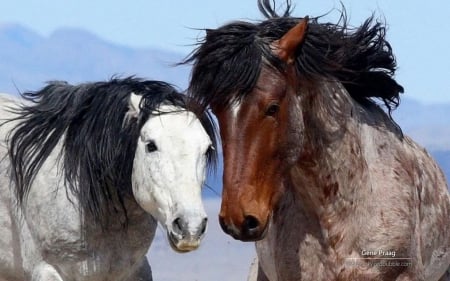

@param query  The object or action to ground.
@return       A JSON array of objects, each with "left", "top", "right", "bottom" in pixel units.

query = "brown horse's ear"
[{"left": 272, "top": 16, "right": 309, "bottom": 64}]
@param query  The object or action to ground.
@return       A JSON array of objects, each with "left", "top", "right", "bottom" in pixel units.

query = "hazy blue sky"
[{"left": 2, "top": 0, "right": 450, "bottom": 104}]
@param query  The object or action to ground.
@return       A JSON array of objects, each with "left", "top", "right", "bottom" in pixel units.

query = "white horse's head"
[{"left": 129, "top": 93, "right": 213, "bottom": 252}]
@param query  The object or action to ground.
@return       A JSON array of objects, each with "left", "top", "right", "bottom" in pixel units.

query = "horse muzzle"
[
  {"left": 218, "top": 211, "right": 270, "bottom": 242},
  {"left": 167, "top": 232, "right": 202, "bottom": 253},
  {"left": 167, "top": 216, "right": 207, "bottom": 253}
]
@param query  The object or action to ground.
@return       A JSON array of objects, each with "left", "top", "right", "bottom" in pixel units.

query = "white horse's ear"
[
  {"left": 125, "top": 92, "right": 142, "bottom": 123},
  {"left": 129, "top": 92, "right": 142, "bottom": 115}
]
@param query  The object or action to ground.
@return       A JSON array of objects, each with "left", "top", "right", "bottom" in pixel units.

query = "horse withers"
[
  {"left": 185, "top": 1, "right": 450, "bottom": 280},
  {"left": 0, "top": 77, "right": 217, "bottom": 281}
]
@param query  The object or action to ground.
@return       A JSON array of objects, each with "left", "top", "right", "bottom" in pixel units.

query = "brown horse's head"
[
  {"left": 186, "top": 1, "right": 402, "bottom": 241},
  {"left": 213, "top": 19, "right": 308, "bottom": 241}
]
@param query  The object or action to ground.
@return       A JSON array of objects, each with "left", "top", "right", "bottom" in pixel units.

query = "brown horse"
[{"left": 185, "top": 1, "right": 450, "bottom": 280}]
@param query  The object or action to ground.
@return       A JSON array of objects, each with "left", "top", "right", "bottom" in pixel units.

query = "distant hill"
[
  {"left": 0, "top": 23, "right": 190, "bottom": 94},
  {"left": 393, "top": 99, "right": 450, "bottom": 151},
  {"left": 0, "top": 23, "right": 448, "bottom": 192}
]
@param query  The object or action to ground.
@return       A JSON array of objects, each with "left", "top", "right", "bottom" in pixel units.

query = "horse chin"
[
  {"left": 258, "top": 221, "right": 270, "bottom": 241},
  {"left": 254, "top": 212, "right": 273, "bottom": 241},
  {"left": 167, "top": 232, "right": 201, "bottom": 253}
]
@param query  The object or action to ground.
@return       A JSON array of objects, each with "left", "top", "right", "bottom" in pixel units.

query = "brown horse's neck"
[{"left": 288, "top": 80, "right": 369, "bottom": 236}]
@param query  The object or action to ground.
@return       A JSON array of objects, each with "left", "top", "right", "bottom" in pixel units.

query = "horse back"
[{"left": 0, "top": 94, "right": 22, "bottom": 142}]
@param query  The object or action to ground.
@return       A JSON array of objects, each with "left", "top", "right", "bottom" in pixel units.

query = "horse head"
[
  {"left": 211, "top": 19, "right": 308, "bottom": 241},
  {"left": 128, "top": 92, "right": 216, "bottom": 252},
  {"left": 186, "top": 0, "right": 402, "bottom": 242}
]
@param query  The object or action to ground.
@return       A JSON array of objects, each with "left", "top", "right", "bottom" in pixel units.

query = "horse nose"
[
  {"left": 169, "top": 215, "right": 207, "bottom": 252},
  {"left": 219, "top": 214, "right": 232, "bottom": 235},
  {"left": 172, "top": 216, "right": 208, "bottom": 237},
  {"left": 219, "top": 213, "right": 264, "bottom": 241},
  {"left": 172, "top": 217, "right": 185, "bottom": 237}
]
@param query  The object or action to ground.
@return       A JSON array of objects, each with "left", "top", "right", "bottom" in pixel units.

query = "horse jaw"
[{"left": 131, "top": 104, "right": 210, "bottom": 252}]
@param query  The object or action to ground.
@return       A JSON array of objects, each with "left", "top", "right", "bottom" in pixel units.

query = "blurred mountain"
[
  {"left": 393, "top": 98, "right": 450, "bottom": 151},
  {"left": 0, "top": 23, "right": 190, "bottom": 94}
]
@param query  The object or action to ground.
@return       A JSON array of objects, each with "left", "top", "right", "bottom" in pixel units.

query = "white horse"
[{"left": 0, "top": 77, "right": 217, "bottom": 281}]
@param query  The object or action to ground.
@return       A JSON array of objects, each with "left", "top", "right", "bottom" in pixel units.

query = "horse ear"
[
  {"left": 273, "top": 17, "right": 309, "bottom": 64},
  {"left": 128, "top": 92, "right": 142, "bottom": 116}
]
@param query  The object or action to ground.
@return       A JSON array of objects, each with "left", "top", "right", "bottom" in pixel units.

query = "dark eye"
[
  {"left": 146, "top": 141, "right": 158, "bottom": 153},
  {"left": 265, "top": 103, "right": 280, "bottom": 116}
]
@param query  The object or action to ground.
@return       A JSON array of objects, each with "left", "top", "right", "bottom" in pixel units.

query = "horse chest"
[
  {"left": 20, "top": 185, "right": 157, "bottom": 280},
  {"left": 60, "top": 222, "right": 156, "bottom": 281},
  {"left": 255, "top": 193, "right": 416, "bottom": 281},
  {"left": 256, "top": 207, "right": 338, "bottom": 281},
  {"left": 44, "top": 216, "right": 156, "bottom": 281}
]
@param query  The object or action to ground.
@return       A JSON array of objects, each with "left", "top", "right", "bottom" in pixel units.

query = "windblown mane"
[
  {"left": 185, "top": 0, "right": 404, "bottom": 114},
  {"left": 7, "top": 77, "right": 217, "bottom": 227}
]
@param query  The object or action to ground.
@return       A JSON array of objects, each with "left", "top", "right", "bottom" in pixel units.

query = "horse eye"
[
  {"left": 265, "top": 103, "right": 280, "bottom": 116},
  {"left": 146, "top": 141, "right": 158, "bottom": 153}
]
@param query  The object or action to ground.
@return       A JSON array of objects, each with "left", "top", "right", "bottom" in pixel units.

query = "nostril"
[
  {"left": 199, "top": 217, "right": 208, "bottom": 235},
  {"left": 172, "top": 217, "right": 183, "bottom": 235},
  {"left": 243, "top": 215, "right": 260, "bottom": 231}
]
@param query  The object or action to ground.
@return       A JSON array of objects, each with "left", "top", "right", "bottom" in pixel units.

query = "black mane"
[
  {"left": 185, "top": 0, "right": 404, "bottom": 113},
  {"left": 7, "top": 77, "right": 217, "bottom": 228}
]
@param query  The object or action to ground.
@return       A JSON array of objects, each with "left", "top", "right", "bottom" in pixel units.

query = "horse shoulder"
[
  {"left": 402, "top": 137, "right": 450, "bottom": 279},
  {"left": 360, "top": 124, "right": 450, "bottom": 279}
]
